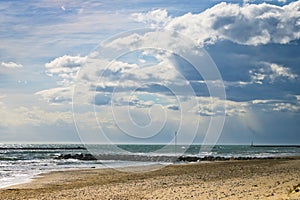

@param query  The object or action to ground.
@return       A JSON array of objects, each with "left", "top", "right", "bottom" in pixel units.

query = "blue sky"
[{"left": 0, "top": 0, "right": 299, "bottom": 144}]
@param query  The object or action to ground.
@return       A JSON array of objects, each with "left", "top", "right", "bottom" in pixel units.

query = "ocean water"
[{"left": 1, "top": 144, "right": 300, "bottom": 188}]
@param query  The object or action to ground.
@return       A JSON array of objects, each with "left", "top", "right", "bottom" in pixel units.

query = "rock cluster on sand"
[{"left": 55, "top": 153, "right": 291, "bottom": 162}]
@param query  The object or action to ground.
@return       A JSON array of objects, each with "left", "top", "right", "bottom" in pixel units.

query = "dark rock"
[{"left": 55, "top": 153, "right": 97, "bottom": 160}]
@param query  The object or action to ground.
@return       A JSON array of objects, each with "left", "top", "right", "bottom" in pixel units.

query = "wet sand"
[{"left": 1, "top": 158, "right": 300, "bottom": 199}]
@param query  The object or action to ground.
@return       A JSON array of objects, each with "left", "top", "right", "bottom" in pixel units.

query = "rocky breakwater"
[
  {"left": 176, "top": 155, "right": 292, "bottom": 162},
  {"left": 55, "top": 153, "right": 97, "bottom": 161},
  {"left": 54, "top": 154, "right": 296, "bottom": 162},
  {"left": 54, "top": 153, "right": 177, "bottom": 162}
]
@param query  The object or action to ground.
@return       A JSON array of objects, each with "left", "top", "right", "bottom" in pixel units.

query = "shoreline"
[
  {"left": 1, "top": 157, "right": 300, "bottom": 199},
  {"left": 2, "top": 155, "right": 299, "bottom": 190}
]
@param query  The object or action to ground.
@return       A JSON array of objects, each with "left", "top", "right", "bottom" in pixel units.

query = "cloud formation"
[
  {"left": 0, "top": 61, "right": 23, "bottom": 69},
  {"left": 133, "top": 1, "right": 300, "bottom": 46},
  {"left": 35, "top": 55, "right": 87, "bottom": 105},
  {"left": 269, "top": 63, "right": 297, "bottom": 81},
  {"left": 36, "top": 87, "right": 72, "bottom": 105},
  {"left": 0, "top": 103, "right": 73, "bottom": 127},
  {"left": 132, "top": 9, "right": 171, "bottom": 28},
  {"left": 45, "top": 55, "right": 86, "bottom": 85},
  {"left": 249, "top": 62, "right": 297, "bottom": 84},
  {"left": 30, "top": 1, "right": 300, "bottom": 143},
  {"left": 252, "top": 96, "right": 300, "bottom": 113}
]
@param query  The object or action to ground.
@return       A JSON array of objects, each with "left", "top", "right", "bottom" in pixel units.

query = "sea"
[{"left": 1, "top": 143, "right": 300, "bottom": 188}]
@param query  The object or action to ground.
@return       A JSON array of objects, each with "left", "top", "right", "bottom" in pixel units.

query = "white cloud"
[
  {"left": 45, "top": 55, "right": 86, "bottom": 70},
  {"left": 0, "top": 104, "right": 73, "bottom": 127},
  {"left": 103, "top": 29, "right": 192, "bottom": 53},
  {"left": 250, "top": 62, "right": 297, "bottom": 84},
  {"left": 134, "top": 1, "right": 300, "bottom": 46},
  {"left": 195, "top": 96, "right": 300, "bottom": 116},
  {"left": 0, "top": 61, "right": 23, "bottom": 69},
  {"left": 252, "top": 98, "right": 300, "bottom": 113},
  {"left": 272, "top": 102, "right": 300, "bottom": 112},
  {"left": 269, "top": 63, "right": 297, "bottom": 81},
  {"left": 41, "top": 53, "right": 170, "bottom": 106},
  {"left": 36, "top": 87, "right": 72, "bottom": 105},
  {"left": 40, "top": 28, "right": 225, "bottom": 110},
  {"left": 131, "top": 9, "right": 171, "bottom": 28},
  {"left": 249, "top": 68, "right": 267, "bottom": 84},
  {"left": 224, "top": 80, "right": 251, "bottom": 87},
  {"left": 78, "top": 48, "right": 190, "bottom": 92},
  {"left": 195, "top": 97, "right": 248, "bottom": 117},
  {"left": 278, "top": 0, "right": 286, "bottom": 3},
  {"left": 111, "top": 91, "right": 178, "bottom": 108},
  {"left": 45, "top": 55, "right": 86, "bottom": 85},
  {"left": 252, "top": 99, "right": 276, "bottom": 104},
  {"left": 38, "top": 55, "right": 86, "bottom": 106}
]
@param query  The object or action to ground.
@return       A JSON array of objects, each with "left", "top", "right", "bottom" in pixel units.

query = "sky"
[{"left": 0, "top": 0, "right": 300, "bottom": 145}]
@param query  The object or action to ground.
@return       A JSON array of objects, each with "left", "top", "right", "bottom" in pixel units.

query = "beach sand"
[{"left": 1, "top": 158, "right": 300, "bottom": 199}]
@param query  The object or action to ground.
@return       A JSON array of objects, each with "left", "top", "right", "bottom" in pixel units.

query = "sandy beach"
[{"left": 1, "top": 158, "right": 300, "bottom": 200}]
